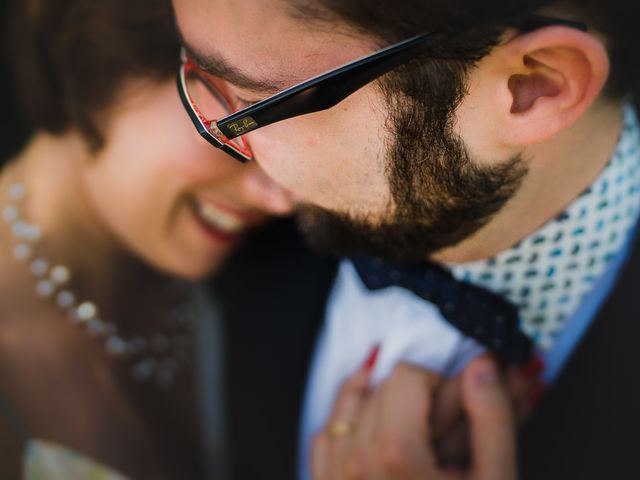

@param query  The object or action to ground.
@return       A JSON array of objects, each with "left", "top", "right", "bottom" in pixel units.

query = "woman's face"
[{"left": 80, "top": 79, "right": 292, "bottom": 279}]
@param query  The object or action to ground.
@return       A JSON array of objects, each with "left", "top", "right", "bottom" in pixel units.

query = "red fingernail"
[
  {"left": 363, "top": 344, "right": 381, "bottom": 371},
  {"left": 519, "top": 356, "right": 545, "bottom": 380},
  {"left": 527, "top": 381, "right": 548, "bottom": 409}
]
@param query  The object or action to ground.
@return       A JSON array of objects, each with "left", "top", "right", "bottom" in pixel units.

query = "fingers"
[
  {"left": 313, "top": 355, "right": 519, "bottom": 480},
  {"left": 434, "top": 417, "right": 470, "bottom": 467},
  {"left": 432, "top": 374, "right": 463, "bottom": 440},
  {"left": 432, "top": 374, "right": 470, "bottom": 468},
  {"left": 350, "top": 364, "right": 441, "bottom": 477},
  {"left": 330, "top": 370, "right": 372, "bottom": 453},
  {"left": 312, "top": 356, "right": 374, "bottom": 480},
  {"left": 462, "top": 356, "right": 517, "bottom": 480},
  {"left": 505, "top": 357, "right": 546, "bottom": 424},
  {"left": 311, "top": 432, "right": 331, "bottom": 480},
  {"left": 377, "top": 364, "right": 442, "bottom": 440},
  {"left": 504, "top": 366, "right": 534, "bottom": 425},
  {"left": 313, "top": 362, "right": 444, "bottom": 480},
  {"left": 327, "top": 368, "right": 372, "bottom": 432}
]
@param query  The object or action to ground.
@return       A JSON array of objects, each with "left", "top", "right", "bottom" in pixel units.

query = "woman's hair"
[{"left": 7, "top": 0, "right": 180, "bottom": 150}]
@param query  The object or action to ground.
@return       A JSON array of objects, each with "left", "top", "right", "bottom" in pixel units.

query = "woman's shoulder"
[
  {"left": 0, "top": 248, "right": 28, "bottom": 343},
  {"left": 0, "top": 234, "right": 47, "bottom": 326}
]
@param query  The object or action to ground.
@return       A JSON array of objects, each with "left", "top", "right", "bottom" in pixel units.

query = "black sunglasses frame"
[{"left": 178, "top": 14, "right": 587, "bottom": 163}]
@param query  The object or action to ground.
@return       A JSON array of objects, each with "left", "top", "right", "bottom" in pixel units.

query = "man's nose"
[{"left": 240, "top": 163, "right": 294, "bottom": 215}]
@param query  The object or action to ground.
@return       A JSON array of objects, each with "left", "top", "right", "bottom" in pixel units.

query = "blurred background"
[{"left": 0, "top": 2, "right": 30, "bottom": 162}]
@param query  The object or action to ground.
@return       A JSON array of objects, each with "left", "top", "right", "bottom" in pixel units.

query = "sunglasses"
[{"left": 177, "top": 14, "right": 587, "bottom": 163}]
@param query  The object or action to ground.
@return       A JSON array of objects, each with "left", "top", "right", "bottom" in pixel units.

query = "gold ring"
[{"left": 328, "top": 421, "right": 356, "bottom": 438}]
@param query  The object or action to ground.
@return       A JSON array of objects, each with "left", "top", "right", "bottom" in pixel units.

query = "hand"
[
  {"left": 433, "top": 359, "right": 543, "bottom": 466},
  {"left": 311, "top": 356, "right": 518, "bottom": 480}
]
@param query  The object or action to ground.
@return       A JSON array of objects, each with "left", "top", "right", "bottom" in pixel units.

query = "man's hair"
[
  {"left": 291, "top": 0, "right": 638, "bottom": 101},
  {"left": 6, "top": 0, "right": 180, "bottom": 150}
]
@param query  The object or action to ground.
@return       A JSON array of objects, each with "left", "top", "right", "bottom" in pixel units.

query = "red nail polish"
[
  {"left": 519, "top": 356, "right": 545, "bottom": 380},
  {"left": 363, "top": 344, "right": 381, "bottom": 371}
]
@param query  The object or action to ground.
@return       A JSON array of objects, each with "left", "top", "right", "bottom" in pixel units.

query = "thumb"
[{"left": 462, "top": 356, "right": 517, "bottom": 480}]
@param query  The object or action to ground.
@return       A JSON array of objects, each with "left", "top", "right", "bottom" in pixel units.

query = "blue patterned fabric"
[{"left": 450, "top": 103, "right": 640, "bottom": 351}]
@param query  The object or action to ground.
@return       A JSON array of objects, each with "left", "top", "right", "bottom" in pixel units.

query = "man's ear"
[{"left": 473, "top": 26, "right": 610, "bottom": 146}]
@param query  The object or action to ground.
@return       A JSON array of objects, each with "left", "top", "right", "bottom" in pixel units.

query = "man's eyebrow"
[{"left": 182, "top": 42, "right": 291, "bottom": 95}]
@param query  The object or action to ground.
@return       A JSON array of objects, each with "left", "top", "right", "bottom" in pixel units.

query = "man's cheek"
[{"left": 250, "top": 130, "right": 330, "bottom": 193}]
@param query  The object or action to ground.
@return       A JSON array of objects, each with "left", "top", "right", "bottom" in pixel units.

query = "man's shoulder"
[
  {"left": 520, "top": 227, "right": 640, "bottom": 480},
  {"left": 211, "top": 220, "right": 338, "bottom": 480}
]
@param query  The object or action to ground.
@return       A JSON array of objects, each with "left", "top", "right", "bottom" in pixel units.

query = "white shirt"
[{"left": 298, "top": 261, "right": 483, "bottom": 480}]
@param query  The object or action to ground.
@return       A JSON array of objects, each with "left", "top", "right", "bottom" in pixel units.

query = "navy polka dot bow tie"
[{"left": 351, "top": 255, "right": 534, "bottom": 364}]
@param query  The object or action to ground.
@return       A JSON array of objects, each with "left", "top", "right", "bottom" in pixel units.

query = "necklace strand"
[{"left": 3, "top": 182, "right": 194, "bottom": 389}]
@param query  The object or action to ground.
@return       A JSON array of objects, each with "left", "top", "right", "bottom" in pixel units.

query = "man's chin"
[
  {"left": 295, "top": 204, "right": 435, "bottom": 262},
  {"left": 294, "top": 204, "right": 371, "bottom": 258},
  {"left": 294, "top": 198, "right": 511, "bottom": 263}
]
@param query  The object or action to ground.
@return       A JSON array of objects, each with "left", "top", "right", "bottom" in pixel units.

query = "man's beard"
[{"left": 296, "top": 65, "right": 528, "bottom": 262}]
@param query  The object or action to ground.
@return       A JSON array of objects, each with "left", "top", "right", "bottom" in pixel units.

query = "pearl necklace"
[{"left": 2, "top": 182, "right": 194, "bottom": 389}]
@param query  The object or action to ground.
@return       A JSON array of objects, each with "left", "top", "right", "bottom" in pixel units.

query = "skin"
[
  {"left": 173, "top": 0, "right": 625, "bottom": 476},
  {"left": 312, "top": 356, "right": 517, "bottom": 480},
  {"left": 173, "top": 0, "right": 620, "bottom": 263},
  {"left": 0, "top": 78, "right": 291, "bottom": 478}
]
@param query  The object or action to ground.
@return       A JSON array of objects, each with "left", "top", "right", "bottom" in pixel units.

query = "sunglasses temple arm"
[
  {"left": 218, "top": 14, "right": 586, "bottom": 139},
  {"left": 218, "top": 34, "right": 434, "bottom": 138}
]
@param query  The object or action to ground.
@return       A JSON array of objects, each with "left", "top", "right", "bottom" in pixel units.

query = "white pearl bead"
[
  {"left": 30, "top": 259, "right": 49, "bottom": 277},
  {"left": 132, "top": 359, "right": 157, "bottom": 381},
  {"left": 76, "top": 302, "right": 98, "bottom": 322},
  {"left": 11, "top": 221, "right": 29, "bottom": 239},
  {"left": 86, "top": 318, "right": 106, "bottom": 337},
  {"left": 35, "top": 280, "right": 55, "bottom": 298},
  {"left": 2, "top": 206, "right": 18, "bottom": 223},
  {"left": 50, "top": 265, "right": 71, "bottom": 285},
  {"left": 9, "top": 183, "right": 26, "bottom": 200},
  {"left": 105, "top": 336, "right": 128, "bottom": 356},
  {"left": 25, "top": 225, "right": 42, "bottom": 242},
  {"left": 56, "top": 290, "right": 76, "bottom": 309},
  {"left": 13, "top": 244, "right": 32, "bottom": 261},
  {"left": 103, "top": 323, "right": 118, "bottom": 337}
]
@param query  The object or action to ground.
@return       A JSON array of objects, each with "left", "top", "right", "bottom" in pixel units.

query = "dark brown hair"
[
  {"left": 291, "top": 0, "right": 639, "bottom": 101},
  {"left": 7, "top": 0, "right": 180, "bottom": 150}
]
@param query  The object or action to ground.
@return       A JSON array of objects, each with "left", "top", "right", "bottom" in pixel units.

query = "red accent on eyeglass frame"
[{"left": 180, "top": 58, "right": 254, "bottom": 161}]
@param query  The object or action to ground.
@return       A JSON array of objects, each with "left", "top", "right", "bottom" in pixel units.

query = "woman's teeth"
[{"left": 197, "top": 202, "right": 247, "bottom": 234}]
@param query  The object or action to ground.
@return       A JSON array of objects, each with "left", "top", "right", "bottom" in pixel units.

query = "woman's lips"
[
  {"left": 198, "top": 202, "right": 248, "bottom": 233},
  {"left": 189, "top": 197, "right": 252, "bottom": 244}
]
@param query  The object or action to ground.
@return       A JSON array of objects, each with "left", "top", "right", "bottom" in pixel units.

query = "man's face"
[{"left": 173, "top": 0, "right": 527, "bottom": 261}]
